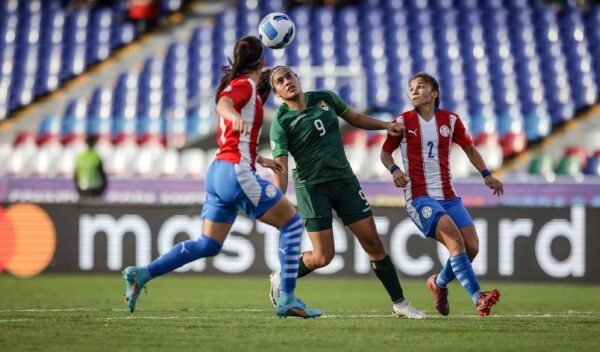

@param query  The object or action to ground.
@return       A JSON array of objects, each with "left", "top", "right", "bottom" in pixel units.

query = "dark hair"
[
  {"left": 86, "top": 134, "right": 98, "bottom": 148},
  {"left": 215, "top": 36, "right": 264, "bottom": 103},
  {"left": 409, "top": 72, "right": 440, "bottom": 109},
  {"left": 258, "top": 69, "right": 272, "bottom": 103}
]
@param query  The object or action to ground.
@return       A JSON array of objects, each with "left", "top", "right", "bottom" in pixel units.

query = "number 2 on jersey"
[
  {"left": 427, "top": 141, "right": 434, "bottom": 158},
  {"left": 314, "top": 119, "right": 326, "bottom": 136}
]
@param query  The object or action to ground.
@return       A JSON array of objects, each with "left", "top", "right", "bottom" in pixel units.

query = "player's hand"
[
  {"left": 258, "top": 157, "right": 285, "bottom": 174},
  {"left": 392, "top": 169, "right": 409, "bottom": 188},
  {"left": 484, "top": 175, "right": 504, "bottom": 196},
  {"left": 232, "top": 116, "right": 248, "bottom": 135},
  {"left": 386, "top": 122, "right": 405, "bottom": 138}
]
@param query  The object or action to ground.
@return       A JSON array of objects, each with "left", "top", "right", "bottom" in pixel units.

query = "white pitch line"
[
  {"left": 0, "top": 319, "right": 31, "bottom": 323},
  {"left": 0, "top": 310, "right": 598, "bottom": 323},
  {"left": 0, "top": 308, "right": 98, "bottom": 313}
]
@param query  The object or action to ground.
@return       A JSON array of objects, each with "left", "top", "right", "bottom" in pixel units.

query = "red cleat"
[
  {"left": 476, "top": 289, "right": 500, "bottom": 316},
  {"left": 426, "top": 275, "right": 449, "bottom": 316}
]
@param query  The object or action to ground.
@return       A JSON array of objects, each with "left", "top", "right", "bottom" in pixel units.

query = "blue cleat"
[
  {"left": 122, "top": 266, "right": 150, "bottom": 313},
  {"left": 275, "top": 296, "right": 322, "bottom": 318}
]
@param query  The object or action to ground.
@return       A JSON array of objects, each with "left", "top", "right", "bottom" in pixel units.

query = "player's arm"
[
  {"left": 257, "top": 155, "right": 285, "bottom": 174},
  {"left": 342, "top": 109, "right": 404, "bottom": 137},
  {"left": 270, "top": 116, "right": 290, "bottom": 193},
  {"left": 452, "top": 115, "right": 504, "bottom": 196},
  {"left": 463, "top": 145, "right": 504, "bottom": 196},
  {"left": 272, "top": 155, "right": 289, "bottom": 194},
  {"left": 325, "top": 90, "right": 404, "bottom": 136},
  {"left": 380, "top": 131, "right": 408, "bottom": 188},
  {"left": 381, "top": 149, "right": 409, "bottom": 188},
  {"left": 215, "top": 97, "right": 247, "bottom": 134}
]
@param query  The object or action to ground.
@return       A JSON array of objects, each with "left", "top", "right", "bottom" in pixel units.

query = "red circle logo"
[{"left": 0, "top": 204, "right": 56, "bottom": 277}]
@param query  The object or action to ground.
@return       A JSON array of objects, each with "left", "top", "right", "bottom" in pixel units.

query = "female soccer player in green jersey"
[{"left": 263, "top": 66, "right": 427, "bottom": 319}]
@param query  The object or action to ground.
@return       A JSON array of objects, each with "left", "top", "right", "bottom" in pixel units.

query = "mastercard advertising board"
[
  {"left": 0, "top": 204, "right": 56, "bottom": 277},
  {"left": 1, "top": 203, "right": 599, "bottom": 283}
]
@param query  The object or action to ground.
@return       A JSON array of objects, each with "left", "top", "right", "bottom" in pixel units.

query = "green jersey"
[
  {"left": 75, "top": 149, "right": 105, "bottom": 191},
  {"left": 270, "top": 90, "right": 354, "bottom": 186}
]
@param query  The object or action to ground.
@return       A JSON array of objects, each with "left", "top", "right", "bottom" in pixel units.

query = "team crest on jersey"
[
  {"left": 439, "top": 125, "right": 450, "bottom": 137},
  {"left": 224, "top": 85, "right": 233, "bottom": 92},
  {"left": 265, "top": 184, "right": 277, "bottom": 198},
  {"left": 317, "top": 100, "right": 330, "bottom": 111},
  {"left": 421, "top": 206, "right": 433, "bottom": 219},
  {"left": 270, "top": 140, "right": 276, "bottom": 150}
]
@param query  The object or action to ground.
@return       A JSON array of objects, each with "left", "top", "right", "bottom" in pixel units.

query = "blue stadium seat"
[
  {"left": 584, "top": 156, "right": 600, "bottom": 176},
  {"left": 260, "top": 0, "right": 285, "bottom": 14}
]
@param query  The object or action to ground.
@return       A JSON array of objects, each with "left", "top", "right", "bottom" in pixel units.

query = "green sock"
[
  {"left": 371, "top": 255, "right": 405, "bottom": 303},
  {"left": 297, "top": 253, "right": 313, "bottom": 278}
]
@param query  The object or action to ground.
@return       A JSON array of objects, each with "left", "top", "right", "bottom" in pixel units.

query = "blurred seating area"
[
  {"left": 529, "top": 146, "right": 600, "bottom": 177},
  {"left": 0, "top": 0, "right": 599, "bottom": 181},
  {"left": 0, "top": 130, "right": 213, "bottom": 179},
  {"left": 0, "top": 0, "right": 185, "bottom": 121}
]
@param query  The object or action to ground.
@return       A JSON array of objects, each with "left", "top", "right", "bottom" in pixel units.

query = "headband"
[{"left": 269, "top": 65, "right": 293, "bottom": 89}]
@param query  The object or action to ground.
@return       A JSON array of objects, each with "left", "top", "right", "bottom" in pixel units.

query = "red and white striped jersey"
[
  {"left": 382, "top": 109, "right": 473, "bottom": 202},
  {"left": 215, "top": 76, "right": 263, "bottom": 169}
]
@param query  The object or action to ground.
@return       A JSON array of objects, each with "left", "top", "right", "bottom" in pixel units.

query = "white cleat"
[
  {"left": 269, "top": 270, "right": 281, "bottom": 307},
  {"left": 392, "top": 300, "right": 427, "bottom": 319}
]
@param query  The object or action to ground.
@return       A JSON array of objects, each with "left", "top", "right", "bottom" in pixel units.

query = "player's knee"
[
  {"left": 466, "top": 243, "right": 479, "bottom": 261},
  {"left": 444, "top": 230, "right": 465, "bottom": 254},
  {"left": 312, "top": 252, "right": 334, "bottom": 268},
  {"left": 361, "top": 237, "right": 386, "bottom": 257},
  {"left": 196, "top": 235, "right": 223, "bottom": 257}
]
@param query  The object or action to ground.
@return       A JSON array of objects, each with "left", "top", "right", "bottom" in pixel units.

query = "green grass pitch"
[{"left": 1, "top": 275, "right": 599, "bottom": 351}]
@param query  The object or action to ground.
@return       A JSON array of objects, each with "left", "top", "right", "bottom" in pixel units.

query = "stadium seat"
[
  {"left": 555, "top": 155, "right": 582, "bottom": 177},
  {"left": 564, "top": 146, "right": 588, "bottom": 168},
  {"left": 5, "top": 149, "right": 31, "bottom": 176},
  {"left": 449, "top": 145, "right": 472, "bottom": 178},
  {"left": 528, "top": 153, "right": 554, "bottom": 176},
  {"left": 51, "top": 147, "right": 77, "bottom": 178},
  {"left": 31, "top": 141, "right": 62, "bottom": 177},
  {"left": 179, "top": 148, "right": 206, "bottom": 179},
  {"left": 157, "top": 148, "right": 180, "bottom": 178},
  {"left": 501, "top": 132, "right": 527, "bottom": 157},
  {"left": 584, "top": 155, "right": 600, "bottom": 176},
  {"left": 130, "top": 144, "right": 164, "bottom": 178}
]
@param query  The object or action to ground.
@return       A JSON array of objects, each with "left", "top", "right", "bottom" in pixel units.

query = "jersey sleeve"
[
  {"left": 219, "top": 79, "right": 252, "bottom": 107},
  {"left": 270, "top": 116, "right": 289, "bottom": 158},
  {"left": 452, "top": 115, "right": 473, "bottom": 149},
  {"left": 381, "top": 115, "right": 403, "bottom": 153},
  {"left": 324, "top": 90, "right": 350, "bottom": 117}
]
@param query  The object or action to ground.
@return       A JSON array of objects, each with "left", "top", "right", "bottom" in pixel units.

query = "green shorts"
[{"left": 294, "top": 177, "right": 373, "bottom": 232}]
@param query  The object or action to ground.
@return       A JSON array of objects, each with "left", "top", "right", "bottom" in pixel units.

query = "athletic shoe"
[
  {"left": 275, "top": 296, "right": 321, "bottom": 318},
  {"left": 122, "top": 266, "right": 150, "bottom": 313},
  {"left": 427, "top": 274, "right": 449, "bottom": 316},
  {"left": 475, "top": 289, "right": 500, "bottom": 316},
  {"left": 269, "top": 270, "right": 281, "bottom": 307},
  {"left": 392, "top": 300, "right": 427, "bottom": 319}
]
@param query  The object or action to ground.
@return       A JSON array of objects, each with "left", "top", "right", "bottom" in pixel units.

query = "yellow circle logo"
[{"left": 0, "top": 204, "right": 56, "bottom": 277}]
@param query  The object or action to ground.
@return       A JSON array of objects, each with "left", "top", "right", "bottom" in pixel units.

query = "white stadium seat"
[
  {"left": 157, "top": 148, "right": 180, "bottom": 177},
  {"left": 179, "top": 148, "right": 206, "bottom": 179}
]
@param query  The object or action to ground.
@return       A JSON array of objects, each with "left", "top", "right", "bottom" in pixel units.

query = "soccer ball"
[{"left": 258, "top": 13, "right": 296, "bottom": 49}]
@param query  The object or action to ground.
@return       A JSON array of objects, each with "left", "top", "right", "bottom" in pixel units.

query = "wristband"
[
  {"left": 481, "top": 168, "right": 491, "bottom": 178},
  {"left": 390, "top": 164, "right": 400, "bottom": 174}
]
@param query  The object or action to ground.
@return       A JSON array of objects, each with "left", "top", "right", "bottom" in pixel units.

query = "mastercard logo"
[{"left": 0, "top": 204, "right": 56, "bottom": 277}]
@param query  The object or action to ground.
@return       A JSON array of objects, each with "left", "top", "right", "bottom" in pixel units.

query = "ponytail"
[
  {"left": 257, "top": 68, "right": 272, "bottom": 103},
  {"left": 215, "top": 36, "right": 264, "bottom": 103}
]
